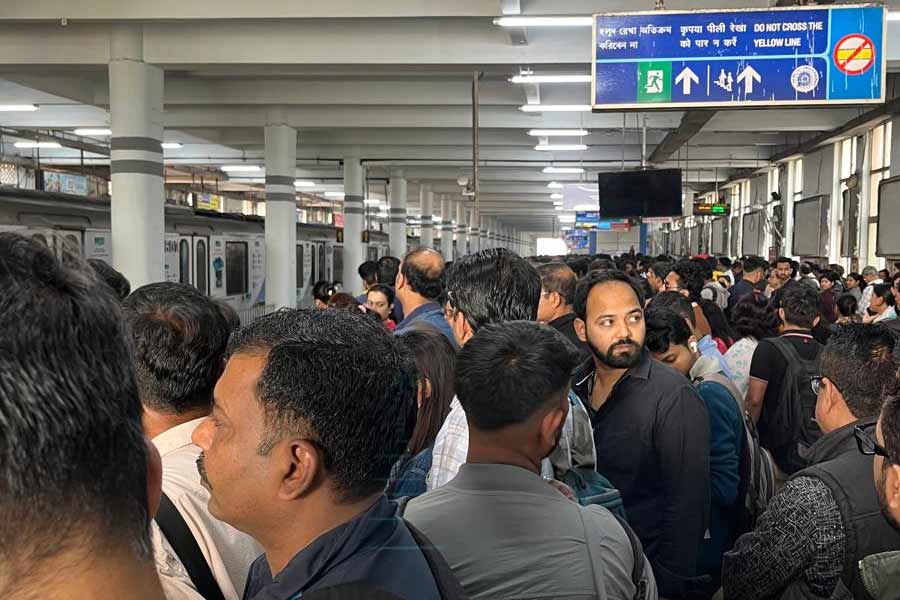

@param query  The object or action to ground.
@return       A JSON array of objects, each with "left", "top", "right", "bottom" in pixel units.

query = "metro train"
[{"left": 0, "top": 188, "right": 393, "bottom": 311}]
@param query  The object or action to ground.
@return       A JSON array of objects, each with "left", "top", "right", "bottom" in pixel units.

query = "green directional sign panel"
[{"left": 636, "top": 61, "right": 672, "bottom": 103}]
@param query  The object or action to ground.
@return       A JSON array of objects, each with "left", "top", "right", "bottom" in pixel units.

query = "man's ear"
[
  {"left": 575, "top": 317, "right": 587, "bottom": 343},
  {"left": 395, "top": 271, "right": 405, "bottom": 291},
  {"left": 278, "top": 439, "right": 323, "bottom": 501},
  {"left": 887, "top": 464, "right": 900, "bottom": 512},
  {"left": 145, "top": 438, "right": 163, "bottom": 518},
  {"left": 538, "top": 405, "right": 567, "bottom": 457}
]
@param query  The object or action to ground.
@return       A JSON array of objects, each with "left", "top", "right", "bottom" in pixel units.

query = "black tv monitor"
[{"left": 597, "top": 168, "right": 683, "bottom": 218}]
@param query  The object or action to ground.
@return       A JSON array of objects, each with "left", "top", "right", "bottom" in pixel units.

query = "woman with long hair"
[
  {"left": 386, "top": 323, "right": 457, "bottom": 499},
  {"left": 724, "top": 293, "right": 779, "bottom": 400}
]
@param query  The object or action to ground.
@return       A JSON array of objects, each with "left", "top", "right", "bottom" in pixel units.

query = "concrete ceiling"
[{"left": 0, "top": 0, "right": 898, "bottom": 236}]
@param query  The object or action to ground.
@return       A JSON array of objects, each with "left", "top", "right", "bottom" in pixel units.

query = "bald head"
[
  {"left": 399, "top": 247, "right": 445, "bottom": 301},
  {"left": 536, "top": 262, "right": 577, "bottom": 306}
]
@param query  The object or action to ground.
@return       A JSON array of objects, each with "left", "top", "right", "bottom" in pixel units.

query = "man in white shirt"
[
  {"left": 858, "top": 265, "right": 883, "bottom": 317},
  {"left": 125, "top": 283, "right": 262, "bottom": 599},
  {"left": 428, "top": 248, "right": 542, "bottom": 490}
]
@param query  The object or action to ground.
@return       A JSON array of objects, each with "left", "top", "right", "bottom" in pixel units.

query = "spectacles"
[
  {"left": 810, "top": 375, "right": 841, "bottom": 396},
  {"left": 855, "top": 423, "right": 890, "bottom": 458}
]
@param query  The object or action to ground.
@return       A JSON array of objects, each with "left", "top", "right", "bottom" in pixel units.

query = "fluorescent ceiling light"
[
  {"left": 231, "top": 177, "right": 265, "bottom": 184},
  {"left": 294, "top": 180, "right": 315, "bottom": 187},
  {"left": 529, "top": 129, "right": 589, "bottom": 137},
  {"left": 0, "top": 104, "right": 38, "bottom": 112},
  {"left": 494, "top": 16, "right": 593, "bottom": 27},
  {"left": 573, "top": 203, "right": 598, "bottom": 211},
  {"left": 547, "top": 181, "right": 564, "bottom": 189},
  {"left": 363, "top": 198, "right": 381, "bottom": 205},
  {"left": 543, "top": 166, "right": 584, "bottom": 174},
  {"left": 14, "top": 141, "right": 61, "bottom": 149},
  {"left": 558, "top": 214, "right": 577, "bottom": 223},
  {"left": 888, "top": 11, "right": 900, "bottom": 21},
  {"left": 221, "top": 164, "right": 261, "bottom": 172},
  {"left": 535, "top": 144, "right": 588, "bottom": 151},
  {"left": 550, "top": 193, "right": 564, "bottom": 200},
  {"left": 161, "top": 142, "right": 183, "bottom": 149},
  {"left": 520, "top": 104, "right": 591, "bottom": 112},
  {"left": 325, "top": 191, "right": 345, "bottom": 199},
  {"left": 553, "top": 201, "right": 565, "bottom": 206},
  {"left": 511, "top": 74, "right": 592, "bottom": 84},
  {"left": 74, "top": 128, "right": 111, "bottom": 136}
]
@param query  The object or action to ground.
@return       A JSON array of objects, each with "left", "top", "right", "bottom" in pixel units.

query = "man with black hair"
[
  {"left": 536, "top": 262, "right": 590, "bottom": 360},
  {"left": 428, "top": 248, "right": 541, "bottom": 490},
  {"left": 652, "top": 291, "right": 734, "bottom": 379},
  {"left": 859, "top": 389, "right": 900, "bottom": 599},
  {"left": 665, "top": 258, "right": 708, "bottom": 302},
  {"left": 724, "top": 324, "right": 900, "bottom": 600},
  {"left": 191, "top": 309, "right": 442, "bottom": 600},
  {"left": 747, "top": 281, "right": 824, "bottom": 475},
  {"left": 0, "top": 233, "right": 167, "bottom": 600},
  {"left": 355, "top": 260, "right": 378, "bottom": 303},
  {"left": 727, "top": 256, "right": 768, "bottom": 312},
  {"left": 571, "top": 269, "right": 710, "bottom": 599},
  {"left": 774, "top": 256, "right": 794, "bottom": 287},
  {"left": 393, "top": 247, "right": 454, "bottom": 343},
  {"left": 376, "top": 255, "right": 404, "bottom": 322},
  {"left": 407, "top": 321, "right": 657, "bottom": 600},
  {"left": 88, "top": 257, "right": 131, "bottom": 300},
  {"left": 124, "top": 282, "right": 262, "bottom": 599},
  {"left": 646, "top": 260, "right": 671, "bottom": 296},
  {"left": 718, "top": 257, "right": 734, "bottom": 286},
  {"left": 644, "top": 305, "right": 744, "bottom": 583}
]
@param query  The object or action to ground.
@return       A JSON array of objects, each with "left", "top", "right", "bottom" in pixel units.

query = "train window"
[
  {"left": 225, "top": 241, "right": 249, "bottom": 296},
  {"left": 318, "top": 244, "right": 326, "bottom": 282},
  {"left": 367, "top": 246, "right": 379, "bottom": 262},
  {"left": 179, "top": 240, "right": 191, "bottom": 285},
  {"left": 309, "top": 245, "right": 317, "bottom": 286},
  {"left": 296, "top": 244, "right": 304, "bottom": 288},
  {"left": 333, "top": 247, "right": 344, "bottom": 287},
  {"left": 196, "top": 240, "right": 208, "bottom": 293}
]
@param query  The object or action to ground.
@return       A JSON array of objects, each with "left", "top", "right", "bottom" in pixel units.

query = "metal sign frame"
[{"left": 591, "top": 4, "right": 886, "bottom": 111}]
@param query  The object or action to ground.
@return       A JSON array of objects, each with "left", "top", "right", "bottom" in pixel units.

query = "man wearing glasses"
[
  {"left": 723, "top": 324, "right": 900, "bottom": 600},
  {"left": 856, "top": 386, "right": 900, "bottom": 599}
]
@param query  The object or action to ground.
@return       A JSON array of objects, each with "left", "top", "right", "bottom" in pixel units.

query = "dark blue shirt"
[
  {"left": 386, "top": 448, "right": 433, "bottom": 500},
  {"left": 392, "top": 302, "right": 456, "bottom": 347},
  {"left": 242, "top": 496, "right": 440, "bottom": 600}
]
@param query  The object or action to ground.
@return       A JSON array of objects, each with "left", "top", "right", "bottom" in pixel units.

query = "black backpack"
[
  {"left": 694, "top": 372, "right": 776, "bottom": 531},
  {"left": 764, "top": 336, "right": 823, "bottom": 474}
]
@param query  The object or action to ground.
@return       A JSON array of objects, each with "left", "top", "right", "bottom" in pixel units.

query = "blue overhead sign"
[{"left": 592, "top": 5, "right": 885, "bottom": 110}]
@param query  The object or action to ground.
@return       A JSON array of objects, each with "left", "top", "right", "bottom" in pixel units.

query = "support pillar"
[
  {"left": 264, "top": 118, "right": 297, "bottom": 309},
  {"left": 342, "top": 157, "right": 365, "bottom": 296},
  {"left": 467, "top": 208, "right": 479, "bottom": 253},
  {"left": 440, "top": 196, "right": 454, "bottom": 260},
  {"left": 109, "top": 25, "right": 165, "bottom": 288},
  {"left": 456, "top": 201, "right": 467, "bottom": 259},
  {"left": 419, "top": 183, "right": 434, "bottom": 249},
  {"left": 388, "top": 170, "right": 407, "bottom": 258}
]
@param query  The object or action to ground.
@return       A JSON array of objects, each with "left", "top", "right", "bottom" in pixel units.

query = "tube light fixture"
[
  {"left": 535, "top": 144, "right": 588, "bottom": 151},
  {"left": 550, "top": 193, "right": 564, "bottom": 200},
  {"left": 220, "top": 165, "right": 261, "bottom": 172},
  {"left": 557, "top": 214, "right": 577, "bottom": 223},
  {"left": 529, "top": 129, "right": 589, "bottom": 137},
  {"left": 494, "top": 16, "right": 593, "bottom": 27},
  {"left": 294, "top": 180, "right": 315, "bottom": 187},
  {"left": 547, "top": 181, "right": 564, "bottom": 189},
  {"left": 543, "top": 166, "right": 584, "bottom": 174},
  {"left": 231, "top": 177, "right": 265, "bottom": 184},
  {"left": 14, "top": 141, "right": 61, "bottom": 149},
  {"left": 554, "top": 206, "right": 565, "bottom": 211},
  {"left": 74, "top": 128, "right": 112, "bottom": 136},
  {"left": 0, "top": 104, "right": 38, "bottom": 112},
  {"left": 520, "top": 104, "right": 592, "bottom": 112},
  {"left": 363, "top": 198, "right": 382, "bottom": 205},
  {"left": 511, "top": 74, "right": 592, "bottom": 84},
  {"left": 553, "top": 201, "right": 565, "bottom": 206},
  {"left": 161, "top": 142, "right": 183, "bottom": 149},
  {"left": 325, "top": 192, "right": 345, "bottom": 199}
]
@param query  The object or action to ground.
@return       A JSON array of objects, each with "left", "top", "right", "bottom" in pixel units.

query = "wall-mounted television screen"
[{"left": 598, "top": 168, "right": 683, "bottom": 219}]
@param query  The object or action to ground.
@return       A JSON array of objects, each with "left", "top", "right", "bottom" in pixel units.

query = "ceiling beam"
[{"left": 648, "top": 110, "right": 717, "bottom": 164}]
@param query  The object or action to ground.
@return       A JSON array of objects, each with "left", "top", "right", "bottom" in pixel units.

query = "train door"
[
  {"left": 309, "top": 244, "right": 318, "bottom": 284},
  {"left": 177, "top": 236, "right": 193, "bottom": 286},
  {"left": 194, "top": 236, "right": 210, "bottom": 295},
  {"left": 317, "top": 242, "right": 327, "bottom": 282}
]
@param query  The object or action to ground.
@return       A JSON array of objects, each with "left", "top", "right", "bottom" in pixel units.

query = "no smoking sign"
[{"left": 833, "top": 33, "right": 876, "bottom": 75}]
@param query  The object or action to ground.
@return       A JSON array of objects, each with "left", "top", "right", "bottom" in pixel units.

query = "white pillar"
[
  {"left": 456, "top": 201, "right": 467, "bottom": 259},
  {"left": 468, "top": 208, "right": 479, "bottom": 253},
  {"left": 264, "top": 119, "right": 297, "bottom": 309},
  {"left": 389, "top": 170, "right": 407, "bottom": 258},
  {"left": 109, "top": 25, "right": 165, "bottom": 288},
  {"left": 419, "top": 183, "right": 434, "bottom": 249},
  {"left": 342, "top": 157, "right": 365, "bottom": 296},
  {"left": 440, "top": 196, "right": 454, "bottom": 260}
]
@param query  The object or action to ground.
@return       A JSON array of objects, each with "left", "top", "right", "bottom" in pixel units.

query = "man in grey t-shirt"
[{"left": 405, "top": 321, "right": 657, "bottom": 600}]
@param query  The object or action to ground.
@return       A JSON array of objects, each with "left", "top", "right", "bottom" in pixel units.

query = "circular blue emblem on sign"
[{"left": 790, "top": 66, "right": 819, "bottom": 94}]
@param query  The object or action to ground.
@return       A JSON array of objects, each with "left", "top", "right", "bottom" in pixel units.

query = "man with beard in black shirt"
[{"left": 572, "top": 269, "right": 710, "bottom": 599}]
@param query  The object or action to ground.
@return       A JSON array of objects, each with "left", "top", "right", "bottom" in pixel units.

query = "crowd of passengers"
[{"left": 3, "top": 231, "right": 900, "bottom": 600}]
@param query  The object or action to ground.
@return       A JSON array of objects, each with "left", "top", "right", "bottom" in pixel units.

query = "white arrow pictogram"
[
  {"left": 674, "top": 67, "right": 700, "bottom": 95},
  {"left": 736, "top": 65, "right": 761, "bottom": 94}
]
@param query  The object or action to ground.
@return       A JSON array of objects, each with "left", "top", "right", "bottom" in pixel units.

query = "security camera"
[{"left": 457, "top": 176, "right": 469, "bottom": 187}]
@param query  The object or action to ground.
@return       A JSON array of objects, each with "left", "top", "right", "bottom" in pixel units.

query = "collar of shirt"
[
  {"left": 402, "top": 301, "right": 442, "bottom": 321},
  {"left": 573, "top": 349, "right": 652, "bottom": 406},
  {"left": 247, "top": 496, "right": 398, "bottom": 599},
  {"left": 548, "top": 312, "right": 578, "bottom": 330},
  {"left": 152, "top": 417, "right": 207, "bottom": 458},
  {"left": 450, "top": 463, "right": 560, "bottom": 498},
  {"left": 801, "top": 416, "right": 876, "bottom": 465}
]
